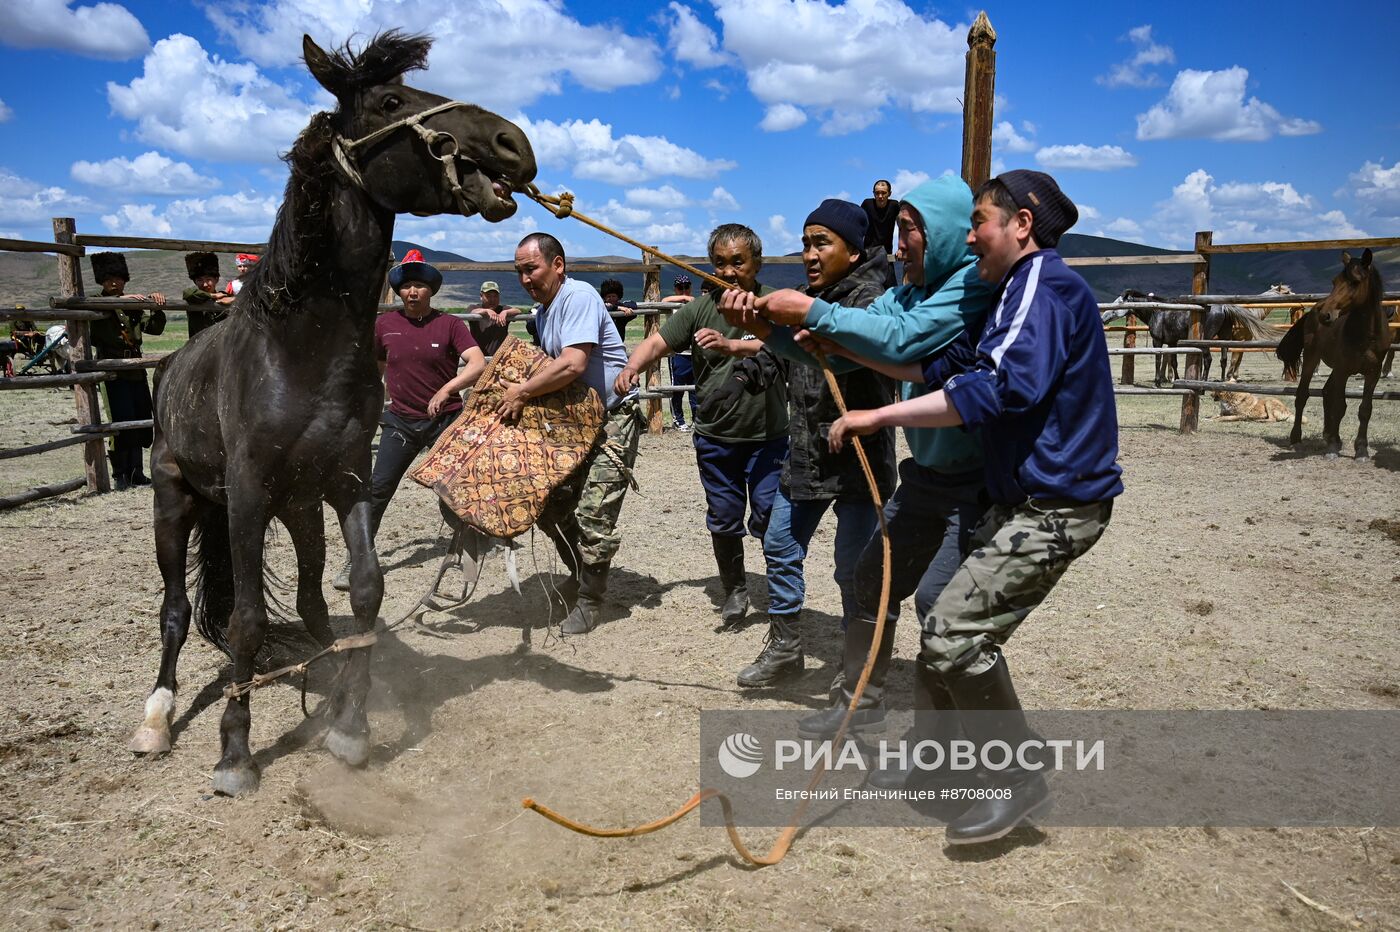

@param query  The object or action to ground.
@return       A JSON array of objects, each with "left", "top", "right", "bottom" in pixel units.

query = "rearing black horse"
[{"left": 128, "top": 32, "right": 536, "bottom": 796}]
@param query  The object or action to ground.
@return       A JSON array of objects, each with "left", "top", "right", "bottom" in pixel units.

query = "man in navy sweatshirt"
[{"left": 829, "top": 169, "right": 1123, "bottom": 845}]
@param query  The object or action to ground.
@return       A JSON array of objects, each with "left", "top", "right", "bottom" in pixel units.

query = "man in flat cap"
[
  {"left": 88, "top": 251, "right": 165, "bottom": 489},
  {"left": 335, "top": 249, "right": 484, "bottom": 590},
  {"left": 467, "top": 280, "right": 517, "bottom": 358},
  {"left": 825, "top": 169, "right": 1123, "bottom": 845},
  {"left": 182, "top": 252, "right": 234, "bottom": 339}
]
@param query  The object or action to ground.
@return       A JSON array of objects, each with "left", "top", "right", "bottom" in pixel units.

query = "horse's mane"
[
  {"left": 1341, "top": 261, "right": 1385, "bottom": 343},
  {"left": 233, "top": 31, "right": 433, "bottom": 324}
]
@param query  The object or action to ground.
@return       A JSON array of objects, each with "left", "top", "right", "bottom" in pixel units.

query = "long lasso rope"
[{"left": 519, "top": 183, "right": 895, "bottom": 866}]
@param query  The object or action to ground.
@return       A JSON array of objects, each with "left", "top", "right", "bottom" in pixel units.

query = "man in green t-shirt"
[{"left": 615, "top": 224, "right": 798, "bottom": 674}]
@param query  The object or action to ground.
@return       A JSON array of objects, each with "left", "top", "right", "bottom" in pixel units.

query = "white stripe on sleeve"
[{"left": 990, "top": 255, "right": 1042, "bottom": 369}]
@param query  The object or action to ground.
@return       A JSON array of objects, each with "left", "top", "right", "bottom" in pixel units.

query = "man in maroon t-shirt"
[{"left": 333, "top": 250, "right": 485, "bottom": 590}]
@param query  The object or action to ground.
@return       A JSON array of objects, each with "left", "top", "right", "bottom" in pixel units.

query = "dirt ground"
[{"left": 2, "top": 353, "right": 1399, "bottom": 931}]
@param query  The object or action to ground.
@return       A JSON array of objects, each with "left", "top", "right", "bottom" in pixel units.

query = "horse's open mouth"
[{"left": 453, "top": 162, "right": 518, "bottom": 222}]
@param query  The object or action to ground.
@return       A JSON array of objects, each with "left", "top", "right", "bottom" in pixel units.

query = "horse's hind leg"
[
  {"left": 130, "top": 434, "right": 196, "bottom": 755},
  {"left": 282, "top": 502, "right": 334, "bottom": 648},
  {"left": 1354, "top": 367, "right": 1381, "bottom": 462},
  {"left": 325, "top": 485, "right": 384, "bottom": 767},
  {"left": 212, "top": 487, "right": 272, "bottom": 796}
]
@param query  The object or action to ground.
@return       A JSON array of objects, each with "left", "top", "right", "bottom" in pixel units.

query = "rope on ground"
[{"left": 518, "top": 182, "right": 894, "bottom": 868}]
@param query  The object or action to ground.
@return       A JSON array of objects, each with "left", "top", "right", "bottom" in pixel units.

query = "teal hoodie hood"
[{"left": 784, "top": 174, "right": 994, "bottom": 473}]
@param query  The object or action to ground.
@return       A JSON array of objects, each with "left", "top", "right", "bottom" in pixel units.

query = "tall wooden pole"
[
  {"left": 641, "top": 249, "right": 664, "bottom": 435},
  {"left": 1179, "top": 230, "right": 1212, "bottom": 434},
  {"left": 53, "top": 217, "right": 110, "bottom": 493},
  {"left": 961, "top": 11, "right": 997, "bottom": 190}
]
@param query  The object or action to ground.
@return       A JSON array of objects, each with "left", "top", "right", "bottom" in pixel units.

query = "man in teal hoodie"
[{"left": 719, "top": 176, "right": 994, "bottom": 743}]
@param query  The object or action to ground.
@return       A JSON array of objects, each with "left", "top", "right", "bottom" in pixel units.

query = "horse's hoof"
[
  {"left": 128, "top": 726, "right": 171, "bottom": 756},
  {"left": 324, "top": 727, "right": 370, "bottom": 767},
  {"left": 211, "top": 763, "right": 261, "bottom": 797}
]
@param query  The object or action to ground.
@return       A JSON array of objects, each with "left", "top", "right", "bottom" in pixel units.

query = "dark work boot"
[
  {"left": 943, "top": 652, "right": 1051, "bottom": 845},
  {"left": 736, "top": 613, "right": 803, "bottom": 687},
  {"left": 561, "top": 561, "right": 608, "bottom": 635},
  {"left": 866, "top": 664, "right": 967, "bottom": 790},
  {"left": 798, "top": 619, "right": 893, "bottom": 738},
  {"left": 711, "top": 534, "right": 749, "bottom": 629}
]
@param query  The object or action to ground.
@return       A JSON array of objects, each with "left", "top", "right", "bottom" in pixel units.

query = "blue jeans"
[
  {"left": 764, "top": 487, "right": 880, "bottom": 621},
  {"left": 692, "top": 433, "right": 788, "bottom": 538},
  {"left": 851, "top": 459, "right": 986, "bottom": 629},
  {"left": 669, "top": 354, "right": 697, "bottom": 424}
]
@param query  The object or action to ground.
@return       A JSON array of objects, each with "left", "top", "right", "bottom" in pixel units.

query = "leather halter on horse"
[{"left": 331, "top": 100, "right": 487, "bottom": 216}]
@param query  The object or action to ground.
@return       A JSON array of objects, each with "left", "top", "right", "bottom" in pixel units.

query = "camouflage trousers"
[
  {"left": 539, "top": 398, "right": 643, "bottom": 570},
  {"left": 918, "top": 498, "right": 1114, "bottom": 676}
]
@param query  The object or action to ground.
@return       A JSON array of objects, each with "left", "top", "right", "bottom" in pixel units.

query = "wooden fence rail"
[{"left": 3, "top": 219, "right": 1399, "bottom": 510}]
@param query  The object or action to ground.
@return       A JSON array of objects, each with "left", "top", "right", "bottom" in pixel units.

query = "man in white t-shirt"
[{"left": 502, "top": 232, "right": 641, "bottom": 634}]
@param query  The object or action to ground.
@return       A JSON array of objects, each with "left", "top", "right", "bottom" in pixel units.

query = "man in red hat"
[
  {"left": 225, "top": 253, "right": 259, "bottom": 296},
  {"left": 334, "top": 249, "right": 485, "bottom": 590}
]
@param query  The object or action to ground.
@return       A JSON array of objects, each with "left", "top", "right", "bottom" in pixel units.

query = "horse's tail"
[
  {"left": 192, "top": 504, "right": 236, "bottom": 657},
  {"left": 1220, "top": 304, "right": 1276, "bottom": 341},
  {"left": 1275, "top": 311, "right": 1311, "bottom": 381}
]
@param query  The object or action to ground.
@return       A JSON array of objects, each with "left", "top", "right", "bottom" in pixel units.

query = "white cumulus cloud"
[
  {"left": 1145, "top": 169, "right": 1364, "bottom": 247},
  {"left": 516, "top": 115, "right": 736, "bottom": 185},
  {"left": 1098, "top": 25, "right": 1174, "bottom": 88},
  {"left": 1036, "top": 144, "right": 1138, "bottom": 171},
  {"left": 71, "top": 151, "right": 220, "bottom": 195},
  {"left": 993, "top": 121, "right": 1037, "bottom": 154},
  {"left": 759, "top": 103, "right": 808, "bottom": 133},
  {"left": 705, "top": 186, "right": 740, "bottom": 211},
  {"left": 891, "top": 170, "right": 930, "bottom": 198},
  {"left": 713, "top": 0, "right": 965, "bottom": 135},
  {"left": 101, "top": 190, "right": 279, "bottom": 240},
  {"left": 1136, "top": 67, "right": 1321, "bottom": 142},
  {"left": 626, "top": 185, "right": 690, "bottom": 209},
  {"left": 1340, "top": 159, "right": 1400, "bottom": 226},
  {"left": 0, "top": 0, "right": 149, "bottom": 60},
  {"left": 0, "top": 99, "right": 12, "bottom": 123},
  {"left": 106, "top": 34, "right": 316, "bottom": 163},
  {"left": 208, "top": 0, "right": 662, "bottom": 114},
  {"left": 0, "top": 167, "right": 94, "bottom": 227},
  {"left": 766, "top": 214, "right": 798, "bottom": 253},
  {"left": 668, "top": 2, "right": 733, "bottom": 69}
]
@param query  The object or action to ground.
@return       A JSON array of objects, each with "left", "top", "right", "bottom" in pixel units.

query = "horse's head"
[
  {"left": 304, "top": 32, "right": 536, "bottom": 223},
  {"left": 1318, "top": 249, "right": 1378, "bottom": 325}
]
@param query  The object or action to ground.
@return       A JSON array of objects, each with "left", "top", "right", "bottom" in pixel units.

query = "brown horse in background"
[{"left": 1276, "top": 250, "right": 1391, "bottom": 461}]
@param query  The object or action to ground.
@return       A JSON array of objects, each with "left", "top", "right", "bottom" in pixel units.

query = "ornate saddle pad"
[{"left": 410, "top": 335, "right": 604, "bottom": 539}]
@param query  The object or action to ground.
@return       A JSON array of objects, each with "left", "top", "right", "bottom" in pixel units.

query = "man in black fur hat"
[
  {"left": 181, "top": 251, "right": 233, "bottom": 339},
  {"left": 89, "top": 251, "right": 166, "bottom": 489}
]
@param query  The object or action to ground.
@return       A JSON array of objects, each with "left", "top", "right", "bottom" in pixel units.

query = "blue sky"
[{"left": 1, "top": 0, "right": 1397, "bottom": 263}]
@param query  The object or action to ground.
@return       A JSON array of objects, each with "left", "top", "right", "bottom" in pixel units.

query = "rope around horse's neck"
[{"left": 519, "top": 183, "right": 895, "bottom": 867}]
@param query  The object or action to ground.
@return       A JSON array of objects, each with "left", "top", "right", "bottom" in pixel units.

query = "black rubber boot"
[
  {"left": 736, "top": 613, "right": 803, "bottom": 686},
  {"left": 561, "top": 561, "right": 608, "bottom": 635},
  {"left": 865, "top": 664, "right": 967, "bottom": 790},
  {"left": 798, "top": 619, "right": 893, "bottom": 737},
  {"left": 711, "top": 534, "right": 749, "bottom": 629},
  {"left": 943, "top": 652, "right": 1051, "bottom": 845}
]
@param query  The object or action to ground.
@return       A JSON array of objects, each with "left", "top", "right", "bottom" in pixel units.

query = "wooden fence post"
[
  {"left": 54, "top": 217, "right": 110, "bottom": 492},
  {"left": 641, "top": 249, "right": 663, "bottom": 435},
  {"left": 1120, "top": 315, "right": 1136, "bottom": 384},
  {"left": 1179, "top": 230, "right": 1212, "bottom": 433},
  {"left": 961, "top": 11, "right": 996, "bottom": 191}
]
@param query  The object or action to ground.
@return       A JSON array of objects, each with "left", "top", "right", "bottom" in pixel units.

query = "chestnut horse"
[
  {"left": 1276, "top": 250, "right": 1391, "bottom": 461},
  {"left": 128, "top": 32, "right": 536, "bottom": 795}
]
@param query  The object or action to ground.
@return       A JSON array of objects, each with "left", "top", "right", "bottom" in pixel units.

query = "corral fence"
[
  {"left": 1091, "top": 231, "right": 1400, "bottom": 432},
  {"left": 2, "top": 224, "right": 1398, "bottom": 509}
]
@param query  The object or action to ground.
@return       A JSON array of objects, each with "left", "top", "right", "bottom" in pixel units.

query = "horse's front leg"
[
  {"left": 212, "top": 490, "right": 271, "bottom": 796},
  {"left": 1354, "top": 367, "right": 1381, "bottom": 462},
  {"left": 326, "top": 488, "right": 383, "bottom": 767},
  {"left": 131, "top": 434, "right": 197, "bottom": 755},
  {"left": 1290, "top": 357, "right": 1319, "bottom": 447},
  {"left": 1321, "top": 370, "right": 1347, "bottom": 460}
]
